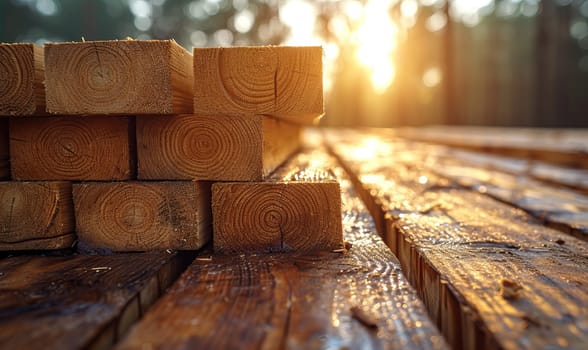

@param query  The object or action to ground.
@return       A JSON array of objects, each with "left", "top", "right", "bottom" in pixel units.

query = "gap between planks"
[{"left": 0, "top": 251, "right": 196, "bottom": 350}]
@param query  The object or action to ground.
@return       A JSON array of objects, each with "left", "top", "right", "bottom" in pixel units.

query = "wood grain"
[
  {"left": 212, "top": 150, "right": 342, "bottom": 254},
  {"left": 73, "top": 181, "right": 211, "bottom": 252},
  {"left": 0, "top": 43, "right": 45, "bottom": 116},
  {"left": 423, "top": 146, "right": 588, "bottom": 241},
  {"left": 0, "top": 252, "right": 190, "bottom": 350},
  {"left": 327, "top": 131, "right": 588, "bottom": 350},
  {"left": 437, "top": 147, "right": 588, "bottom": 195},
  {"left": 0, "top": 181, "right": 74, "bottom": 250},
  {"left": 137, "top": 114, "right": 300, "bottom": 181},
  {"left": 0, "top": 119, "right": 7, "bottom": 180},
  {"left": 193, "top": 46, "right": 323, "bottom": 124},
  {"left": 10, "top": 116, "right": 135, "bottom": 180},
  {"left": 397, "top": 126, "right": 588, "bottom": 169},
  {"left": 45, "top": 40, "right": 193, "bottom": 115},
  {"left": 116, "top": 149, "right": 448, "bottom": 350}
]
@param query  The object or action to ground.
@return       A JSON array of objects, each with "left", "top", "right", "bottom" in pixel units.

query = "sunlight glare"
[
  {"left": 280, "top": 0, "right": 319, "bottom": 45},
  {"left": 355, "top": 0, "right": 398, "bottom": 94},
  {"left": 349, "top": 137, "right": 387, "bottom": 160},
  {"left": 371, "top": 62, "right": 396, "bottom": 95},
  {"left": 422, "top": 67, "right": 442, "bottom": 87}
]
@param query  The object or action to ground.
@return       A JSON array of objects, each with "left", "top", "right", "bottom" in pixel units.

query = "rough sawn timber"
[
  {"left": 0, "top": 119, "right": 7, "bottom": 180},
  {"left": 0, "top": 43, "right": 45, "bottom": 116},
  {"left": 193, "top": 46, "right": 323, "bottom": 124},
  {"left": 0, "top": 252, "right": 190, "bottom": 350},
  {"left": 116, "top": 149, "right": 448, "bottom": 350},
  {"left": 418, "top": 143, "right": 588, "bottom": 241},
  {"left": 45, "top": 40, "right": 193, "bottom": 115},
  {"left": 10, "top": 116, "right": 135, "bottom": 181},
  {"left": 0, "top": 181, "right": 75, "bottom": 250},
  {"left": 326, "top": 130, "right": 588, "bottom": 350},
  {"left": 397, "top": 126, "right": 588, "bottom": 169},
  {"left": 73, "top": 181, "right": 211, "bottom": 252},
  {"left": 137, "top": 114, "right": 300, "bottom": 181},
  {"left": 212, "top": 149, "right": 342, "bottom": 253}
]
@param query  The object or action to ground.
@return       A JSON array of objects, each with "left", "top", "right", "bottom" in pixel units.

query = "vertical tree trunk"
[{"left": 443, "top": 1, "right": 457, "bottom": 125}]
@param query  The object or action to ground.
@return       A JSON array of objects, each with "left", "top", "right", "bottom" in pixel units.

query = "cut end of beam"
[
  {"left": 0, "top": 181, "right": 75, "bottom": 250},
  {"left": 45, "top": 40, "right": 193, "bottom": 115},
  {"left": 73, "top": 181, "right": 211, "bottom": 252},
  {"left": 0, "top": 43, "right": 45, "bottom": 116},
  {"left": 0, "top": 119, "right": 8, "bottom": 180},
  {"left": 193, "top": 46, "right": 323, "bottom": 124},
  {"left": 212, "top": 150, "right": 343, "bottom": 254},
  {"left": 137, "top": 114, "right": 300, "bottom": 181},
  {"left": 10, "top": 116, "right": 134, "bottom": 181}
]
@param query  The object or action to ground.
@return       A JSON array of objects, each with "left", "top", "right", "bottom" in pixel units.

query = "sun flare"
[{"left": 354, "top": 0, "right": 398, "bottom": 94}]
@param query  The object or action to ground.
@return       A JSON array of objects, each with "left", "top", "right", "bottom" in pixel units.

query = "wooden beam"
[
  {"left": 73, "top": 181, "right": 211, "bottom": 252},
  {"left": 327, "top": 130, "right": 588, "bottom": 349},
  {"left": 193, "top": 46, "right": 323, "bottom": 124},
  {"left": 0, "top": 252, "right": 190, "bottom": 349},
  {"left": 10, "top": 116, "right": 135, "bottom": 180},
  {"left": 45, "top": 40, "right": 193, "bottom": 115},
  {"left": 137, "top": 114, "right": 300, "bottom": 181},
  {"left": 0, "top": 119, "right": 8, "bottom": 180},
  {"left": 212, "top": 150, "right": 342, "bottom": 254},
  {"left": 0, "top": 181, "right": 74, "bottom": 250},
  {"left": 115, "top": 149, "right": 448, "bottom": 350},
  {"left": 0, "top": 43, "right": 45, "bottom": 116}
]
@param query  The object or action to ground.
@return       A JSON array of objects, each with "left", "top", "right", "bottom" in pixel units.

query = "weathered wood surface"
[
  {"left": 0, "top": 119, "right": 7, "bottom": 180},
  {"left": 193, "top": 46, "right": 323, "bottom": 125},
  {"left": 0, "top": 181, "right": 75, "bottom": 250},
  {"left": 327, "top": 130, "right": 588, "bottom": 349},
  {"left": 74, "top": 181, "right": 211, "bottom": 252},
  {"left": 212, "top": 150, "right": 342, "bottom": 253},
  {"left": 421, "top": 145, "right": 588, "bottom": 241},
  {"left": 45, "top": 40, "right": 193, "bottom": 115},
  {"left": 10, "top": 116, "right": 135, "bottom": 180},
  {"left": 0, "top": 251, "right": 190, "bottom": 350},
  {"left": 137, "top": 114, "right": 300, "bottom": 181},
  {"left": 116, "top": 149, "right": 448, "bottom": 350},
  {"left": 397, "top": 126, "right": 588, "bottom": 169},
  {"left": 0, "top": 43, "right": 45, "bottom": 116},
  {"left": 435, "top": 147, "right": 588, "bottom": 195}
]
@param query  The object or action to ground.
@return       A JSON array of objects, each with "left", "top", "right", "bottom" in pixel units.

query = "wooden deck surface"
[{"left": 1, "top": 127, "right": 587, "bottom": 349}]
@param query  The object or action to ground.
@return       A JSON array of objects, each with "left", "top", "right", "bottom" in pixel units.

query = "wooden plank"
[
  {"left": 439, "top": 147, "right": 588, "bottom": 194},
  {"left": 0, "top": 181, "right": 75, "bottom": 250},
  {"left": 397, "top": 126, "right": 588, "bottom": 169},
  {"left": 212, "top": 150, "right": 342, "bottom": 253},
  {"left": 0, "top": 119, "right": 7, "bottom": 179},
  {"left": 10, "top": 116, "right": 135, "bottom": 180},
  {"left": 193, "top": 46, "right": 323, "bottom": 124},
  {"left": 0, "top": 43, "right": 45, "bottom": 116},
  {"left": 73, "top": 181, "right": 211, "bottom": 252},
  {"left": 0, "top": 251, "right": 191, "bottom": 349},
  {"left": 137, "top": 114, "right": 300, "bottom": 181},
  {"left": 422, "top": 146, "right": 588, "bottom": 240},
  {"left": 327, "top": 131, "right": 588, "bottom": 349},
  {"left": 116, "top": 149, "right": 448, "bottom": 350},
  {"left": 45, "top": 39, "right": 193, "bottom": 115}
]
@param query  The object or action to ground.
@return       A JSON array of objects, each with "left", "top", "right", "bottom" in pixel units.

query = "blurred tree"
[{"left": 0, "top": 0, "right": 287, "bottom": 49}]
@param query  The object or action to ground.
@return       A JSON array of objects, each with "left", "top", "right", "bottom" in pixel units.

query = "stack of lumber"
[
  {"left": 116, "top": 148, "right": 448, "bottom": 350},
  {"left": 1, "top": 40, "right": 342, "bottom": 254}
]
